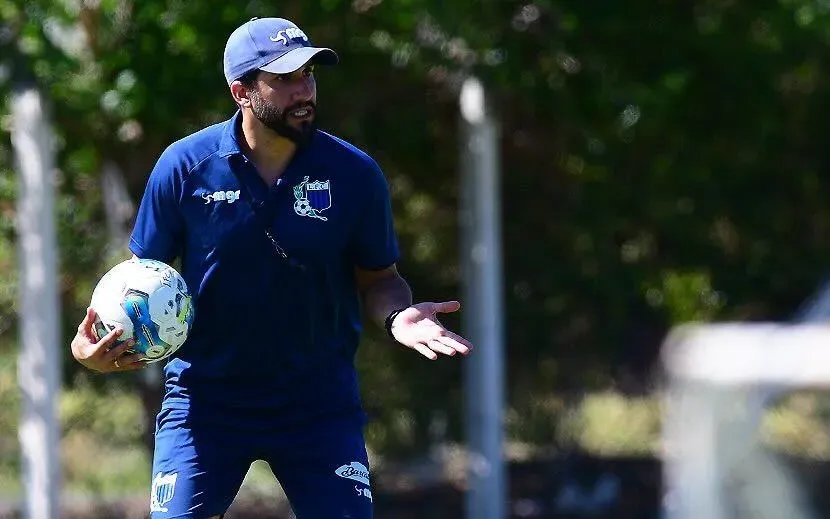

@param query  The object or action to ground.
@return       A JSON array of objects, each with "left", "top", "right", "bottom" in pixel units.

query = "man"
[{"left": 69, "top": 17, "right": 472, "bottom": 519}]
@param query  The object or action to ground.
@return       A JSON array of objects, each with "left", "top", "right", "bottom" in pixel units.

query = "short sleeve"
[
  {"left": 350, "top": 160, "right": 400, "bottom": 270},
  {"left": 129, "top": 147, "right": 185, "bottom": 263}
]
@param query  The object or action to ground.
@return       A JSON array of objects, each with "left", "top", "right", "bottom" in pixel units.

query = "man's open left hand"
[{"left": 389, "top": 301, "right": 473, "bottom": 360}]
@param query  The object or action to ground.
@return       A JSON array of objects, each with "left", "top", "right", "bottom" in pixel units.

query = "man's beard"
[{"left": 250, "top": 91, "right": 316, "bottom": 146}]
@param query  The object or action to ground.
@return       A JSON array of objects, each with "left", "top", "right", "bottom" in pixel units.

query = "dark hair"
[{"left": 237, "top": 69, "right": 260, "bottom": 87}]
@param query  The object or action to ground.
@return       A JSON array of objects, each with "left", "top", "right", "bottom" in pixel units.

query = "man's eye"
[{"left": 303, "top": 67, "right": 315, "bottom": 76}]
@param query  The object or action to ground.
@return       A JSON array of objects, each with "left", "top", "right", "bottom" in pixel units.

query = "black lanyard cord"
[{"left": 229, "top": 161, "right": 304, "bottom": 269}]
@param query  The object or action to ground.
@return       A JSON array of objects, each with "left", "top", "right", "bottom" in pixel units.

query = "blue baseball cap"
[{"left": 223, "top": 17, "right": 339, "bottom": 85}]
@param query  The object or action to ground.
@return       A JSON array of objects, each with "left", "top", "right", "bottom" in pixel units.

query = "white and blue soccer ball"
[{"left": 90, "top": 257, "right": 195, "bottom": 363}]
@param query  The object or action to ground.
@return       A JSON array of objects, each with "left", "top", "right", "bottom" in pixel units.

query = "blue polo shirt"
[{"left": 130, "top": 112, "right": 399, "bottom": 424}]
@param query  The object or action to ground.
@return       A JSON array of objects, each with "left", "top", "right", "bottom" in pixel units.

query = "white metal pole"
[
  {"left": 460, "top": 76, "right": 506, "bottom": 519},
  {"left": 12, "top": 86, "right": 62, "bottom": 519}
]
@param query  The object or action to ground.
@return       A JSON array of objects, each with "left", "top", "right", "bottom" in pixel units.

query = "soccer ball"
[
  {"left": 90, "top": 257, "right": 195, "bottom": 363},
  {"left": 294, "top": 198, "right": 312, "bottom": 216}
]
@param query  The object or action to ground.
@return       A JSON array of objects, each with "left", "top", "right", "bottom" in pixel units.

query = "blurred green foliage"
[{"left": 2, "top": 0, "right": 830, "bottom": 473}]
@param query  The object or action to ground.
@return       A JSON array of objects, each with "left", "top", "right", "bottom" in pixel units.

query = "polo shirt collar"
[
  {"left": 217, "top": 110, "right": 244, "bottom": 158},
  {"left": 217, "top": 110, "right": 324, "bottom": 169}
]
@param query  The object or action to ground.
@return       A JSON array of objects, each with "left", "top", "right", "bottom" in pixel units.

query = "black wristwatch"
[{"left": 384, "top": 308, "right": 407, "bottom": 339}]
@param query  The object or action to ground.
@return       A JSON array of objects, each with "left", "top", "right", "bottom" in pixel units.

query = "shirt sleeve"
[
  {"left": 350, "top": 160, "right": 400, "bottom": 270},
  {"left": 129, "top": 147, "right": 185, "bottom": 263}
]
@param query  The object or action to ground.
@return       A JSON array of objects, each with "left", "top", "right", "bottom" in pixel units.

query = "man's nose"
[{"left": 290, "top": 78, "right": 314, "bottom": 103}]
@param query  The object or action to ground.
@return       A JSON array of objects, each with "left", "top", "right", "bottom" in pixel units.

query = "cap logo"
[{"left": 269, "top": 27, "right": 309, "bottom": 46}]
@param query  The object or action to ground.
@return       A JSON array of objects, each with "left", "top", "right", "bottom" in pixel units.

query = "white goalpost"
[
  {"left": 661, "top": 323, "right": 829, "bottom": 519},
  {"left": 12, "top": 86, "right": 62, "bottom": 519}
]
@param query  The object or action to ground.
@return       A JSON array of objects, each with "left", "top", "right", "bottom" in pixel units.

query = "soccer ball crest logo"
[
  {"left": 293, "top": 176, "right": 331, "bottom": 221},
  {"left": 90, "top": 258, "right": 195, "bottom": 363}
]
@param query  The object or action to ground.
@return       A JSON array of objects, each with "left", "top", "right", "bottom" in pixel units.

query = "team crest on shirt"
[
  {"left": 293, "top": 176, "right": 331, "bottom": 221},
  {"left": 150, "top": 471, "right": 177, "bottom": 512}
]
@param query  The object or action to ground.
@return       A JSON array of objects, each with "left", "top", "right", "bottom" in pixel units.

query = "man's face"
[{"left": 247, "top": 64, "right": 318, "bottom": 145}]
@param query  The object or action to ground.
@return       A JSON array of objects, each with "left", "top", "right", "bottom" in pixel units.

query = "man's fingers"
[
  {"left": 427, "top": 339, "right": 457, "bottom": 356},
  {"left": 78, "top": 307, "right": 97, "bottom": 336},
  {"left": 434, "top": 335, "right": 471, "bottom": 356},
  {"left": 102, "top": 339, "right": 134, "bottom": 364},
  {"left": 119, "top": 352, "right": 147, "bottom": 365},
  {"left": 440, "top": 330, "right": 473, "bottom": 353},
  {"left": 412, "top": 343, "right": 438, "bottom": 360},
  {"left": 93, "top": 327, "right": 124, "bottom": 355},
  {"left": 433, "top": 300, "right": 461, "bottom": 314},
  {"left": 113, "top": 352, "right": 147, "bottom": 371}
]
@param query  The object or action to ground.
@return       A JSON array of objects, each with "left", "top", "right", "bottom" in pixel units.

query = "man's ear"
[{"left": 230, "top": 81, "right": 254, "bottom": 108}]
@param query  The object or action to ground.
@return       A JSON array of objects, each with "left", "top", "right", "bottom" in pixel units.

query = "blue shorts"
[{"left": 148, "top": 408, "right": 374, "bottom": 518}]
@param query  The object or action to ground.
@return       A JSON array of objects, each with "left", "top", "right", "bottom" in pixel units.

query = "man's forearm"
[{"left": 362, "top": 273, "right": 413, "bottom": 329}]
